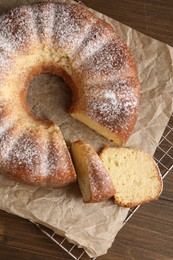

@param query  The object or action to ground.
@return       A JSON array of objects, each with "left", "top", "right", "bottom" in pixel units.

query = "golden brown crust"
[
  {"left": 45, "top": 131, "right": 76, "bottom": 187},
  {"left": 113, "top": 195, "right": 161, "bottom": 208},
  {"left": 72, "top": 140, "right": 115, "bottom": 203},
  {"left": 1, "top": 128, "right": 76, "bottom": 187}
]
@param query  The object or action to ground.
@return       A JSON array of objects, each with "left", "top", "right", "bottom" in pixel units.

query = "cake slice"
[
  {"left": 71, "top": 140, "right": 115, "bottom": 203},
  {"left": 99, "top": 147, "right": 163, "bottom": 207}
]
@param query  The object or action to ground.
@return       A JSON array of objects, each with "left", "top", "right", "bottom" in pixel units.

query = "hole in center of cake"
[
  {"left": 26, "top": 73, "right": 72, "bottom": 123},
  {"left": 26, "top": 73, "right": 108, "bottom": 150}
]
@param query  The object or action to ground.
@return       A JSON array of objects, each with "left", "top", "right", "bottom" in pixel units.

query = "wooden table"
[{"left": 0, "top": 1, "right": 173, "bottom": 259}]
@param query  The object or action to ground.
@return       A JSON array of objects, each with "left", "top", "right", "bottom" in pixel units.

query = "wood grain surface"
[{"left": 0, "top": 0, "right": 173, "bottom": 259}]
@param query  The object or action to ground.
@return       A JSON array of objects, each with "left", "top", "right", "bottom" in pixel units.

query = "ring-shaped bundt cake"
[{"left": 0, "top": 2, "right": 140, "bottom": 187}]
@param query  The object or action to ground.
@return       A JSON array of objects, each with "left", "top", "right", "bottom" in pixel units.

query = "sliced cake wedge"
[
  {"left": 99, "top": 147, "right": 163, "bottom": 207},
  {"left": 71, "top": 140, "right": 115, "bottom": 203}
]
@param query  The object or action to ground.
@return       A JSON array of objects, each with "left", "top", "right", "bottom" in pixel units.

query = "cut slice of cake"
[
  {"left": 71, "top": 140, "right": 115, "bottom": 203},
  {"left": 99, "top": 147, "right": 163, "bottom": 207}
]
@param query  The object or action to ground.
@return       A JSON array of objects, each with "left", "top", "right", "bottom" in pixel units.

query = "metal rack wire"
[{"left": 33, "top": 114, "right": 173, "bottom": 260}]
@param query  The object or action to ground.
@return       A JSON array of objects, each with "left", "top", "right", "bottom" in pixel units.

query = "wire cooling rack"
[{"left": 31, "top": 113, "right": 173, "bottom": 260}]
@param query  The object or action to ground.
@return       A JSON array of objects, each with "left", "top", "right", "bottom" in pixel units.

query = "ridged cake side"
[{"left": 0, "top": 3, "right": 140, "bottom": 186}]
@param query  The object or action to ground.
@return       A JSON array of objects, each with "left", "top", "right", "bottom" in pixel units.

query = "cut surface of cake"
[{"left": 100, "top": 147, "right": 163, "bottom": 207}]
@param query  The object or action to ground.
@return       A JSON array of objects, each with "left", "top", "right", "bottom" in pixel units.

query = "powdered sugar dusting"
[
  {"left": 46, "top": 132, "right": 75, "bottom": 185},
  {"left": 85, "top": 78, "right": 139, "bottom": 134},
  {"left": 31, "top": 3, "right": 55, "bottom": 45},
  {"left": 7, "top": 132, "right": 41, "bottom": 179},
  {"left": 53, "top": 4, "right": 96, "bottom": 54},
  {"left": 1, "top": 126, "right": 20, "bottom": 162},
  {"left": 0, "top": 100, "right": 14, "bottom": 137},
  {"left": 1, "top": 128, "right": 75, "bottom": 186},
  {"left": 72, "top": 20, "right": 114, "bottom": 65},
  {"left": 0, "top": 52, "right": 13, "bottom": 78},
  {"left": 39, "top": 138, "right": 49, "bottom": 177},
  {"left": 0, "top": 123, "right": 19, "bottom": 162},
  {"left": 0, "top": 119, "right": 14, "bottom": 138},
  {"left": 79, "top": 37, "right": 128, "bottom": 79},
  {"left": 0, "top": 5, "right": 38, "bottom": 56}
]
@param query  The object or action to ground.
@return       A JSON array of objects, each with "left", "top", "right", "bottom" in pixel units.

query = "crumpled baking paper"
[{"left": 0, "top": 0, "right": 172, "bottom": 257}]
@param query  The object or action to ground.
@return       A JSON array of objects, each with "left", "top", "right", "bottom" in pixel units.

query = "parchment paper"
[{"left": 0, "top": 0, "right": 173, "bottom": 258}]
